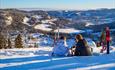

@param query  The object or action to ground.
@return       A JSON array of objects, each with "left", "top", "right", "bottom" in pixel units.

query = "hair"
[
  {"left": 76, "top": 34, "right": 83, "bottom": 40},
  {"left": 60, "top": 36, "right": 66, "bottom": 40},
  {"left": 106, "top": 27, "right": 109, "bottom": 30},
  {"left": 76, "top": 34, "right": 88, "bottom": 47}
]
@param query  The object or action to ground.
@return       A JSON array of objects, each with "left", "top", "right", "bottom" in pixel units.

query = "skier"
[{"left": 106, "top": 27, "right": 110, "bottom": 54}]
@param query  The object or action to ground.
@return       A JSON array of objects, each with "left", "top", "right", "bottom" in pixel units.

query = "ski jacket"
[{"left": 53, "top": 40, "right": 69, "bottom": 56}]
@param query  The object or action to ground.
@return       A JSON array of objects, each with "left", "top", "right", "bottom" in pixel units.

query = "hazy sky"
[{"left": 0, "top": 0, "right": 115, "bottom": 10}]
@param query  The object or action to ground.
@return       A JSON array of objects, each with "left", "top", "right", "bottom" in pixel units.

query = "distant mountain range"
[
  {"left": 0, "top": 8, "right": 115, "bottom": 35},
  {"left": 18, "top": 8, "right": 115, "bottom": 11}
]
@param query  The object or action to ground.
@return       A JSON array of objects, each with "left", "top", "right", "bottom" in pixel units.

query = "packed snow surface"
[{"left": 0, "top": 46, "right": 115, "bottom": 70}]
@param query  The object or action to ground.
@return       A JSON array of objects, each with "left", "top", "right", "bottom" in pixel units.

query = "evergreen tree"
[
  {"left": 34, "top": 43, "right": 38, "bottom": 48},
  {"left": 7, "top": 38, "right": 12, "bottom": 48},
  {"left": 0, "top": 33, "right": 7, "bottom": 49},
  {"left": 15, "top": 34, "right": 24, "bottom": 48}
]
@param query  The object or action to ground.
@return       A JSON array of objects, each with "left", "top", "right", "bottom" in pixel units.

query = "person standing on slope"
[{"left": 106, "top": 27, "right": 110, "bottom": 54}]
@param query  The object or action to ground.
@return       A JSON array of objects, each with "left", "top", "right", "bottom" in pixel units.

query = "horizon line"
[{"left": 0, "top": 7, "right": 115, "bottom": 11}]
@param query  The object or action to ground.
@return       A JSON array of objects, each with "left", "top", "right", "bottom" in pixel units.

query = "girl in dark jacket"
[{"left": 75, "top": 34, "right": 92, "bottom": 56}]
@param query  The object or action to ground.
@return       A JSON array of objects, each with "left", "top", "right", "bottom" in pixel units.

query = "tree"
[
  {"left": 7, "top": 38, "right": 12, "bottom": 48},
  {"left": 0, "top": 33, "right": 7, "bottom": 49},
  {"left": 15, "top": 34, "right": 24, "bottom": 48}
]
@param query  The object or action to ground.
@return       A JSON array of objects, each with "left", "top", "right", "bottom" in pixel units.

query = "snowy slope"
[{"left": 0, "top": 46, "right": 115, "bottom": 70}]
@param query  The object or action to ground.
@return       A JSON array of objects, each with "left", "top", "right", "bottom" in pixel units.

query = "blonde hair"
[
  {"left": 64, "top": 36, "right": 66, "bottom": 41},
  {"left": 76, "top": 34, "right": 83, "bottom": 40}
]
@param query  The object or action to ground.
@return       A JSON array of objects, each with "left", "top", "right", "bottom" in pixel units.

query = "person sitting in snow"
[
  {"left": 75, "top": 34, "right": 92, "bottom": 56},
  {"left": 52, "top": 36, "right": 69, "bottom": 56}
]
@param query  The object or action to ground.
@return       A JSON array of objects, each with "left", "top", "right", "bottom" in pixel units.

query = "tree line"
[{"left": 0, "top": 33, "right": 24, "bottom": 49}]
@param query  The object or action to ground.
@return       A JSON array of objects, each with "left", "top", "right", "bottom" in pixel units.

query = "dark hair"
[{"left": 60, "top": 36, "right": 66, "bottom": 40}]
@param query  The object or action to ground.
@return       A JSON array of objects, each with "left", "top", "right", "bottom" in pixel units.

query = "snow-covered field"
[{"left": 0, "top": 46, "right": 115, "bottom": 70}]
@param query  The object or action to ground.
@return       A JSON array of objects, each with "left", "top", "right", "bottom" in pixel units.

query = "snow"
[
  {"left": 41, "top": 18, "right": 57, "bottom": 24},
  {"left": 49, "top": 21, "right": 55, "bottom": 24},
  {"left": 34, "top": 24, "right": 85, "bottom": 34},
  {"left": 54, "top": 28, "right": 85, "bottom": 34},
  {"left": 0, "top": 46, "right": 115, "bottom": 70},
  {"left": 23, "top": 17, "right": 29, "bottom": 23},
  {"left": 32, "top": 15, "right": 42, "bottom": 19},
  {"left": 23, "top": 17, "right": 31, "bottom": 26},
  {"left": 5, "top": 16, "right": 12, "bottom": 25},
  {"left": 0, "top": 47, "right": 52, "bottom": 59},
  {"left": 34, "top": 22, "right": 86, "bottom": 35},
  {"left": 85, "top": 22, "right": 94, "bottom": 27},
  {"left": 34, "top": 24, "right": 52, "bottom": 31}
]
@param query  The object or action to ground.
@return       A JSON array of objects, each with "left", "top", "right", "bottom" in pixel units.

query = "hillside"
[{"left": 0, "top": 8, "right": 115, "bottom": 35}]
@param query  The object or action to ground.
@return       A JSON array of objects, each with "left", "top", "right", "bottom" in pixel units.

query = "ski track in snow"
[{"left": 0, "top": 47, "right": 115, "bottom": 70}]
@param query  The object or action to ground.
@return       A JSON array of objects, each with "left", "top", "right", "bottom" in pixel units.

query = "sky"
[{"left": 0, "top": 0, "right": 115, "bottom": 10}]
